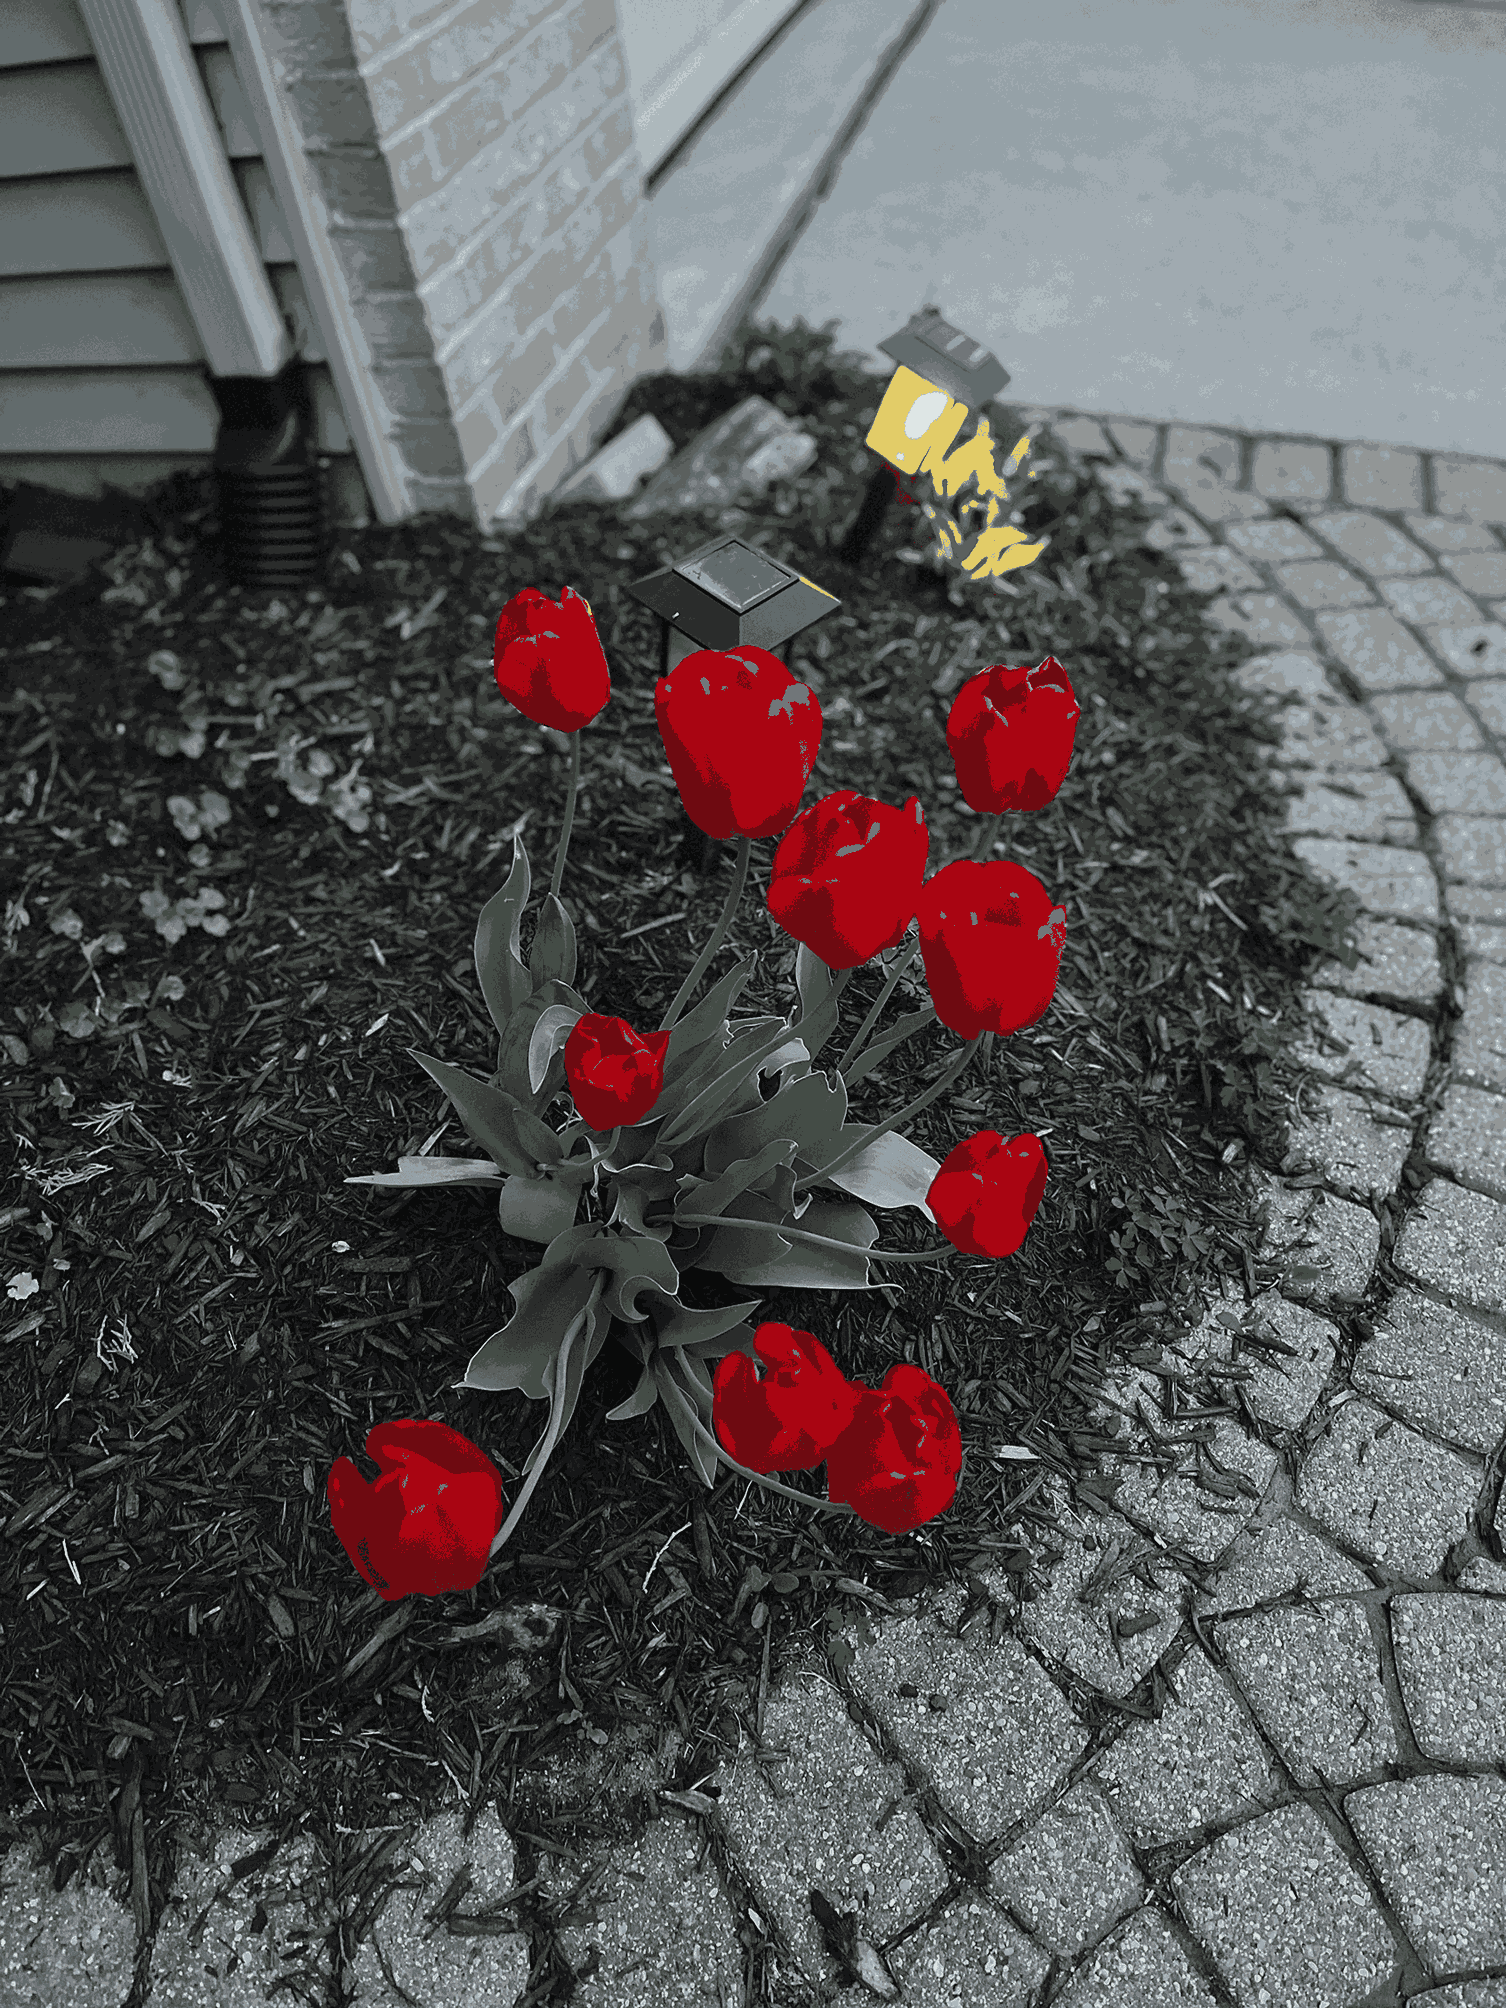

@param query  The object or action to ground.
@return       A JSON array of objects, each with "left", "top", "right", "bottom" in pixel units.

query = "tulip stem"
[
  {"left": 653, "top": 1355, "right": 860, "bottom": 1519},
  {"left": 548, "top": 730, "right": 582, "bottom": 906},
  {"left": 971, "top": 810, "right": 1004, "bottom": 861},
  {"left": 836, "top": 934, "right": 922, "bottom": 1078},
  {"left": 673, "top": 1211, "right": 956, "bottom": 1266},
  {"left": 794, "top": 1034, "right": 985, "bottom": 1197},
  {"left": 659, "top": 834, "right": 753, "bottom": 1033}
]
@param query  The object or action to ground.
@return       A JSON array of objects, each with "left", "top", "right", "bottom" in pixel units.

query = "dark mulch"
[{"left": 0, "top": 317, "right": 1362, "bottom": 2001}]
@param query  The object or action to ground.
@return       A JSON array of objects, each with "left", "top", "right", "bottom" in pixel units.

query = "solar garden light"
[
  {"left": 627, "top": 532, "right": 840, "bottom": 873},
  {"left": 838, "top": 308, "right": 1012, "bottom": 565}
]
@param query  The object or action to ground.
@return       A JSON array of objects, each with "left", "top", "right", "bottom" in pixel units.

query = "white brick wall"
[{"left": 251, "top": 0, "right": 666, "bottom": 524}]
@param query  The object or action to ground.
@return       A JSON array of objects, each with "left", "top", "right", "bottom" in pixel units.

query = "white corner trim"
[
  {"left": 218, "top": 0, "right": 411, "bottom": 524},
  {"left": 75, "top": 0, "right": 291, "bottom": 381}
]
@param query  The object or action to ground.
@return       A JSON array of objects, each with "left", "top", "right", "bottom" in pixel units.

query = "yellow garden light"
[{"left": 839, "top": 308, "right": 1049, "bottom": 587}]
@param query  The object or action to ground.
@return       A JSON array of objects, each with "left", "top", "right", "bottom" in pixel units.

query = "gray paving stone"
[
  {"left": 1101, "top": 1415, "right": 1278, "bottom": 1564},
  {"left": 1291, "top": 837, "right": 1440, "bottom": 922},
  {"left": 1352, "top": 1288, "right": 1506, "bottom": 1456},
  {"left": 1280, "top": 1081, "right": 1413, "bottom": 1204},
  {"left": 1141, "top": 506, "right": 1213, "bottom": 553},
  {"left": 1312, "top": 606, "right": 1446, "bottom": 691},
  {"left": 0, "top": 1820, "right": 138, "bottom": 2008},
  {"left": 1341, "top": 447, "right": 1425, "bottom": 513},
  {"left": 1272, "top": 558, "right": 1377, "bottom": 611},
  {"left": 1390, "top": 1594, "right": 1506, "bottom": 1766},
  {"left": 1170, "top": 1801, "right": 1398, "bottom": 2008},
  {"left": 1379, "top": 574, "right": 1484, "bottom": 627},
  {"left": 1405, "top": 750, "right": 1506, "bottom": 817},
  {"left": 1104, "top": 419, "right": 1161, "bottom": 467},
  {"left": 1091, "top": 1647, "right": 1283, "bottom": 1848},
  {"left": 1224, "top": 515, "right": 1326, "bottom": 563},
  {"left": 1365, "top": 688, "right": 1483, "bottom": 753},
  {"left": 1346, "top": 1775, "right": 1506, "bottom": 1972},
  {"left": 1468, "top": 678, "right": 1506, "bottom": 738},
  {"left": 1020, "top": 1512, "right": 1186, "bottom": 1701},
  {"left": 828, "top": 1577, "right": 1087, "bottom": 1841},
  {"left": 537, "top": 1808, "right": 743, "bottom": 2008},
  {"left": 1457, "top": 1554, "right": 1506, "bottom": 1596},
  {"left": 1408, "top": 1980, "right": 1506, "bottom": 2008},
  {"left": 149, "top": 1827, "right": 336, "bottom": 2007},
  {"left": 711, "top": 1671, "right": 950, "bottom": 1994},
  {"left": 1453, "top": 892, "right": 1506, "bottom": 929},
  {"left": 1431, "top": 455, "right": 1506, "bottom": 527},
  {"left": 1292, "top": 990, "right": 1431, "bottom": 1105},
  {"left": 1054, "top": 1905, "right": 1221, "bottom": 2008},
  {"left": 1232, "top": 647, "right": 1331, "bottom": 701},
  {"left": 1170, "top": 1285, "right": 1338, "bottom": 1432},
  {"left": 1051, "top": 414, "right": 1115, "bottom": 460},
  {"left": 1172, "top": 547, "right": 1265, "bottom": 597},
  {"left": 1423, "top": 621, "right": 1506, "bottom": 679},
  {"left": 1213, "top": 1597, "right": 1400, "bottom": 1786},
  {"left": 1426, "top": 1083, "right": 1506, "bottom": 1203},
  {"left": 882, "top": 1891, "right": 1050, "bottom": 2006},
  {"left": 1451, "top": 961, "right": 1506, "bottom": 1094},
  {"left": 1093, "top": 461, "right": 1176, "bottom": 510},
  {"left": 1193, "top": 1512, "right": 1375, "bottom": 1620},
  {"left": 984, "top": 1778, "right": 1144, "bottom": 1957},
  {"left": 1309, "top": 914, "right": 1442, "bottom": 1007},
  {"left": 1200, "top": 590, "right": 1314, "bottom": 647},
  {"left": 1280, "top": 767, "right": 1418, "bottom": 845},
  {"left": 1310, "top": 508, "right": 1435, "bottom": 576},
  {"left": 1393, "top": 1176, "right": 1506, "bottom": 1318},
  {"left": 1434, "top": 813, "right": 1506, "bottom": 886},
  {"left": 1250, "top": 1170, "right": 1381, "bottom": 1308},
  {"left": 1250, "top": 439, "right": 1334, "bottom": 502},
  {"left": 1442, "top": 550, "right": 1506, "bottom": 601},
  {"left": 342, "top": 1808, "right": 530, "bottom": 2008},
  {"left": 1235, "top": 656, "right": 1393, "bottom": 773},
  {"left": 1299, "top": 1391, "right": 1481, "bottom": 1578},
  {"left": 1163, "top": 426, "right": 1243, "bottom": 484},
  {"left": 1403, "top": 514, "right": 1506, "bottom": 556}
]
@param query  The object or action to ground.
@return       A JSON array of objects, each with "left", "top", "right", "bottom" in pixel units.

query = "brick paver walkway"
[{"left": 5, "top": 419, "right": 1505, "bottom": 2008}]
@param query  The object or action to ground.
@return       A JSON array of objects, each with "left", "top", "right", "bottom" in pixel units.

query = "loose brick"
[
  {"left": 286, "top": 73, "right": 381, "bottom": 148},
  {"left": 1105, "top": 420, "right": 1160, "bottom": 466},
  {"left": 1341, "top": 444, "right": 1424, "bottom": 512},
  {"left": 328, "top": 222, "right": 415, "bottom": 293},
  {"left": 356, "top": 292, "right": 433, "bottom": 356},
  {"left": 370, "top": 360, "right": 452, "bottom": 420},
  {"left": 1225, "top": 517, "right": 1325, "bottom": 562},
  {"left": 258, "top": 0, "right": 358, "bottom": 72},
  {"left": 309, "top": 147, "right": 401, "bottom": 221},
  {"left": 388, "top": 419, "right": 465, "bottom": 480}
]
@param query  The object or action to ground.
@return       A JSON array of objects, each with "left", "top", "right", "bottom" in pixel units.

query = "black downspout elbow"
[{"left": 209, "top": 362, "right": 324, "bottom": 590}]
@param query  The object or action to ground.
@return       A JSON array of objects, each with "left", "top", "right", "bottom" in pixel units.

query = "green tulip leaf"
[
  {"left": 475, "top": 834, "right": 534, "bottom": 1036},
  {"left": 700, "top": 1198, "right": 883, "bottom": 1290},
  {"left": 345, "top": 1155, "right": 507, "bottom": 1190},
  {"left": 460, "top": 1256, "right": 601, "bottom": 1397},
  {"left": 649, "top": 1015, "right": 784, "bottom": 1135},
  {"left": 493, "top": 980, "right": 589, "bottom": 1110},
  {"left": 660, "top": 989, "right": 845, "bottom": 1153},
  {"left": 516, "top": 1284, "right": 612, "bottom": 1478},
  {"left": 814, "top": 1126, "right": 944, "bottom": 1222},
  {"left": 647, "top": 1299, "right": 764, "bottom": 1353},
  {"left": 527, "top": 892, "right": 577, "bottom": 992},
  {"left": 602, "top": 1357, "right": 661, "bottom": 1423},
  {"left": 659, "top": 952, "right": 760, "bottom": 1069},
  {"left": 496, "top": 1171, "right": 582, "bottom": 1245},
  {"left": 702, "top": 1068, "right": 847, "bottom": 1180},
  {"left": 528, "top": 1003, "right": 585, "bottom": 1095},
  {"left": 569, "top": 1230, "right": 682, "bottom": 1324},
  {"left": 793, "top": 943, "right": 838, "bottom": 1046},
  {"left": 653, "top": 1352, "right": 719, "bottom": 1487},
  {"left": 408, "top": 1051, "right": 539, "bottom": 1178},
  {"left": 672, "top": 1139, "right": 798, "bottom": 1224}
]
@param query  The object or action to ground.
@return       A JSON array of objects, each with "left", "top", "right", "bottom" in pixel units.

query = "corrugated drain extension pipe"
[{"left": 210, "top": 363, "right": 325, "bottom": 590}]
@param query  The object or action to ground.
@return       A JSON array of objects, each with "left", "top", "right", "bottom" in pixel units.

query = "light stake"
[{"left": 628, "top": 533, "right": 840, "bottom": 872}]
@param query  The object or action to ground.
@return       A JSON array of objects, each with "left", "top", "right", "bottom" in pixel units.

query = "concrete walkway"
[{"left": 5, "top": 406, "right": 1505, "bottom": 2008}]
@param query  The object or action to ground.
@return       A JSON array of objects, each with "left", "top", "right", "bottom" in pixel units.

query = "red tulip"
[
  {"left": 655, "top": 646, "right": 822, "bottom": 841},
  {"left": 493, "top": 585, "right": 610, "bottom": 734},
  {"left": 825, "top": 1365, "right": 960, "bottom": 1534},
  {"left": 928, "top": 1129, "right": 1048, "bottom": 1259},
  {"left": 946, "top": 658, "right": 1080, "bottom": 814},
  {"left": 712, "top": 1323, "right": 862, "bottom": 1474},
  {"left": 564, "top": 1012, "right": 671, "bottom": 1131},
  {"left": 767, "top": 789, "right": 929, "bottom": 971},
  {"left": 916, "top": 858, "right": 1067, "bottom": 1039},
  {"left": 327, "top": 1420, "right": 504, "bottom": 1602}
]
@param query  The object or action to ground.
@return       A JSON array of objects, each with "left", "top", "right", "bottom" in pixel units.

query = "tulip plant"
[{"left": 331, "top": 585, "right": 1080, "bottom": 1601}]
